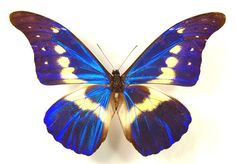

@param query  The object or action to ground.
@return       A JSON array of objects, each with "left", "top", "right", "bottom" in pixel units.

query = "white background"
[{"left": 0, "top": 0, "right": 235, "bottom": 164}]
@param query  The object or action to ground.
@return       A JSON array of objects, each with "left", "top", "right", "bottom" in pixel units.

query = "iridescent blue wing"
[
  {"left": 44, "top": 85, "right": 114, "bottom": 155},
  {"left": 123, "top": 12, "right": 225, "bottom": 86},
  {"left": 118, "top": 85, "right": 191, "bottom": 156},
  {"left": 10, "top": 11, "right": 110, "bottom": 85}
]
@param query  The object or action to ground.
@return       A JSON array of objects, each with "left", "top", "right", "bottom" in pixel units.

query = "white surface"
[{"left": 0, "top": 0, "right": 235, "bottom": 163}]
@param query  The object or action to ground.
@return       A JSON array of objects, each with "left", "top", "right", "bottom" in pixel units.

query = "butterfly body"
[
  {"left": 10, "top": 11, "right": 225, "bottom": 156},
  {"left": 110, "top": 70, "right": 124, "bottom": 92}
]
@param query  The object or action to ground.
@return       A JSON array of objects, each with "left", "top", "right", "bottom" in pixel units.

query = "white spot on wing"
[
  {"left": 169, "top": 45, "right": 182, "bottom": 54},
  {"left": 190, "top": 48, "right": 194, "bottom": 52},
  {"left": 51, "top": 27, "right": 60, "bottom": 33},
  {"left": 41, "top": 47, "right": 46, "bottom": 51},
  {"left": 165, "top": 57, "right": 178, "bottom": 68},
  {"left": 57, "top": 56, "right": 70, "bottom": 67},
  {"left": 54, "top": 45, "right": 66, "bottom": 54},
  {"left": 44, "top": 61, "right": 48, "bottom": 65},
  {"left": 176, "top": 27, "right": 185, "bottom": 34},
  {"left": 188, "top": 62, "right": 192, "bottom": 66},
  {"left": 36, "top": 35, "right": 40, "bottom": 38}
]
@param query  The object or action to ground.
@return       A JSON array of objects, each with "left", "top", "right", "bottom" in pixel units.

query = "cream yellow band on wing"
[
  {"left": 118, "top": 86, "right": 171, "bottom": 127},
  {"left": 56, "top": 52, "right": 86, "bottom": 83},
  {"left": 64, "top": 86, "right": 112, "bottom": 123},
  {"left": 147, "top": 67, "right": 176, "bottom": 84}
]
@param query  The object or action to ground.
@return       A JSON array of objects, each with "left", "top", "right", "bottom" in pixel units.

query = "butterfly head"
[
  {"left": 112, "top": 70, "right": 120, "bottom": 76},
  {"left": 111, "top": 70, "right": 124, "bottom": 92}
]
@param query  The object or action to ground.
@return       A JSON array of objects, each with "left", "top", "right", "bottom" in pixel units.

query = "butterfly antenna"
[
  {"left": 97, "top": 44, "right": 115, "bottom": 70},
  {"left": 118, "top": 45, "right": 138, "bottom": 70}
]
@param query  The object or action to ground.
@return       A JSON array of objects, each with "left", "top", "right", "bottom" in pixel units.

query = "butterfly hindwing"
[
  {"left": 44, "top": 85, "right": 114, "bottom": 155},
  {"left": 123, "top": 12, "right": 225, "bottom": 86},
  {"left": 117, "top": 85, "right": 191, "bottom": 156},
  {"left": 10, "top": 11, "right": 111, "bottom": 85}
]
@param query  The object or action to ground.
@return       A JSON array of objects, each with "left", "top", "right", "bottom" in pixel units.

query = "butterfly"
[{"left": 10, "top": 11, "right": 225, "bottom": 156}]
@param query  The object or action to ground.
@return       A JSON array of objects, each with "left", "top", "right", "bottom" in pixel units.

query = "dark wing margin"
[
  {"left": 10, "top": 11, "right": 111, "bottom": 85},
  {"left": 44, "top": 85, "right": 114, "bottom": 155},
  {"left": 118, "top": 85, "right": 191, "bottom": 156},
  {"left": 123, "top": 12, "right": 225, "bottom": 86}
]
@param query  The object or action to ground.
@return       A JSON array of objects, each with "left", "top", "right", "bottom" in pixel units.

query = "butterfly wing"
[
  {"left": 10, "top": 11, "right": 111, "bottom": 85},
  {"left": 123, "top": 12, "right": 225, "bottom": 86},
  {"left": 44, "top": 85, "right": 114, "bottom": 155},
  {"left": 117, "top": 85, "right": 191, "bottom": 156}
]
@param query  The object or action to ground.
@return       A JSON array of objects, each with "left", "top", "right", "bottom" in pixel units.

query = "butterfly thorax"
[{"left": 110, "top": 70, "right": 124, "bottom": 93}]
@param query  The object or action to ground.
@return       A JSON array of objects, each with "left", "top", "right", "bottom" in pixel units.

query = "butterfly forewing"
[
  {"left": 10, "top": 11, "right": 111, "bottom": 85},
  {"left": 123, "top": 12, "right": 225, "bottom": 86}
]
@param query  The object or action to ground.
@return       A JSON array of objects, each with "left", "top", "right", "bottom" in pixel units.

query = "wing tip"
[
  {"left": 10, "top": 11, "right": 28, "bottom": 26},
  {"left": 212, "top": 12, "right": 226, "bottom": 27},
  {"left": 10, "top": 11, "right": 44, "bottom": 26},
  {"left": 200, "top": 12, "right": 226, "bottom": 28},
  {"left": 10, "top": 11, "right": 25, "bottom": 19},
  {"left": 10, "top": 10, "right": 34, "bottom": 17},
  {"left": 9, "top": 11, "right": 18, "bottom": 25}
]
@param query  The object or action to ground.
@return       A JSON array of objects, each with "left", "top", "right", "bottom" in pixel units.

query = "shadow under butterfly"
[{"left": 10, "top": 11, "right": 225, "bottom": 156}]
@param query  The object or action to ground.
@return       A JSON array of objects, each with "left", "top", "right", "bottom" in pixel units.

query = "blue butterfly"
[{"left": 10, "top": 11, "right": 225, "bottom": 156}]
